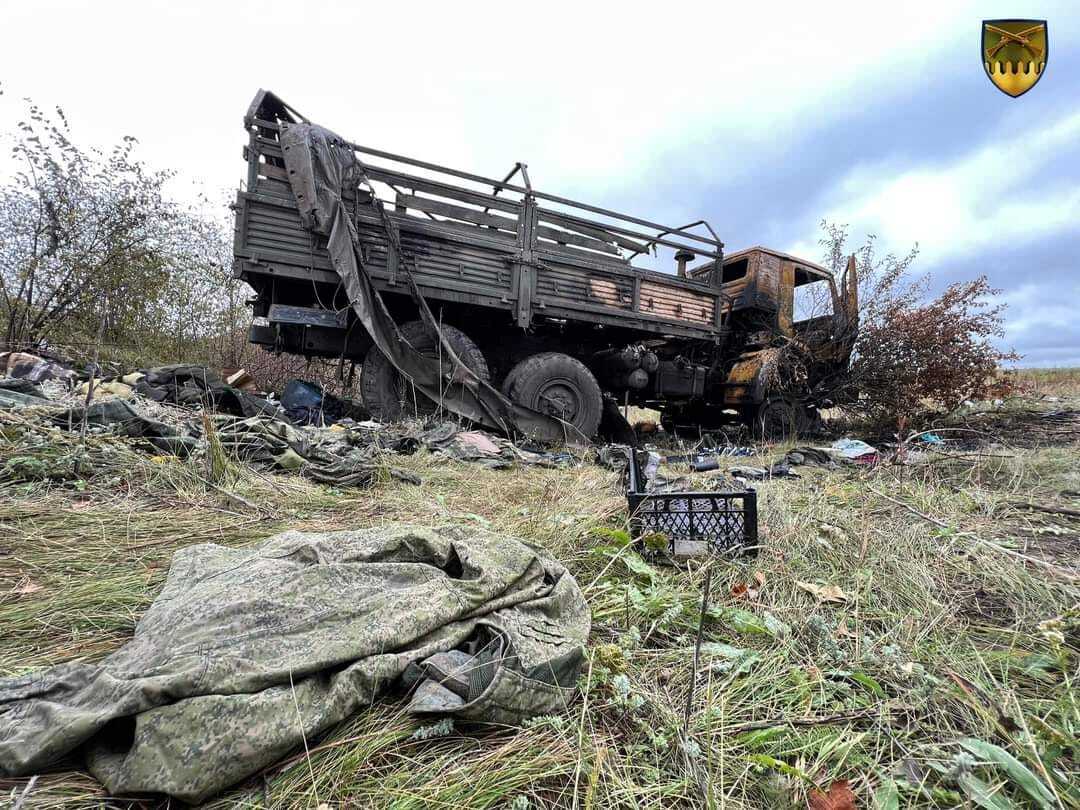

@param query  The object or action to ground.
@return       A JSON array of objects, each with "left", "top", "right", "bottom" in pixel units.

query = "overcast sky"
[{"left": 2, "top": 1, "right": 1077, "bottom": 365}]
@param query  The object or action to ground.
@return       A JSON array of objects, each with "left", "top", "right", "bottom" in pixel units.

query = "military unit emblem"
[{"left": 982, "top": 19, "right": 1048, "bottom": 97}]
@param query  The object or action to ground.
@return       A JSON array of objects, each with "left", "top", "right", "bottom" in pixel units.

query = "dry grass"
[
  {"left": 1014, "top": 367, "right": 1080, "bottom": 399},
  {"left": 1, "top": 392, "right": 1078, "bottom": 808}
]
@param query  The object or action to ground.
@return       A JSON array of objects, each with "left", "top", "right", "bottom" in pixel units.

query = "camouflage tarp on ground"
[{"left": 0, "top": 524, "right": 590, "bottom": 802}]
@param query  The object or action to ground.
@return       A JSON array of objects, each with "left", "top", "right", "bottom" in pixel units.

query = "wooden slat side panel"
[
  {"left": 394, "top": 214, "right": 519, "bottom": 249},
  {"left": 535, "top": 224, "right": 621, "bottom": 256},
  {"left": 253, "top": 136, "right": 284, "bottom": 157},
  {"left": 400, "top": 232, "right": 515, "bottom": 295},
  {"left": 538, "top": 209, "right": 648, "bottom": 254},
  {"left": 253, "top": 175, "right": 295, "bottom": 198},
  {"left": 365, "top": 167, "right": 522, "bottom": 214},
  {"left": 242, "top": 199, "right": 319, "bottom": 265},
  {"left": 237, "top": 192, "right": 718, "bottom": 332},
  {"left": 395, "top": 193, "right": 519, "bottom": 232},
  {"left": 533, "top": 244, "right": 630, "bottom": 270},
  {"left": 639, "top": 280, "right": 716, "bottom": 324},
  {"left": 535, "top": 264, "right": 634, "bottom": 313},
  {"left": 257, "top": 160, "right": 289, "bottom": 182}
]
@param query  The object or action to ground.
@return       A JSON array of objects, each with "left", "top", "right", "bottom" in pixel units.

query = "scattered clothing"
[
  {"left": 75, "top": 380, "right": 134, "bottom": 400},
  {"left": 728, "top": 465, "right": 770, "bottom": 481},
  {"left": 665, "top": 446, "right": 756, "bottom": 467},
  {"left": 3, "top": 357, "right": 582, "bottom": 487},
  {"left": 0, "top": 378, "right": 46, "bottom": 398},
  {"left": 0, "top": 389, "right": 48, "bottom": 410},
  {"left": 779, "top": 446, "right": 837, "bottom": 469},
  {"left": 0, "top": 378, "right": 49, "bottom": 409},
  {"left": 0, "top": 351, "right": 76, "bottom": 383},
  {"left": 0, "top": 524, "right": 590, "bottom": 803},
  {"left": 136, "top": 365, "right": 278, "bottom": 420},
  {"left": 51, "top": 399, "right": 198, "bottom": 457}
]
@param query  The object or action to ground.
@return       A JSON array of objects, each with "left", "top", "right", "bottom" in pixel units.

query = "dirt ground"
[{"left": 1, "top": 372, "right": 1077, "bottom": 808}]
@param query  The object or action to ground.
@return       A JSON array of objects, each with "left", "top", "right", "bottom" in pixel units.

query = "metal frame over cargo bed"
[{"left": 234, "top": 90, "right": 731, "bottom": 344}]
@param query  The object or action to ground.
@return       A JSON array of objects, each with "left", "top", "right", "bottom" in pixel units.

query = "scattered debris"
[
  {"left": 52, "top": 399, "right": 197, "bottom": 457},
  {"left": 624, "top": 446, "right": 758, "bottom": 559},
  {"left": 75, "top": 380, "right": 133, "bottom": 400},
  {"left": 225, "top": 368, "right": 256, "bottom": 392},
  {"left": 280, "top": 378, "right": 325, "bottom": 424},
  {"left": 0, "top": 378, "right": 46, "bottom": 399},
  {"left": 664, "top": 446, "right": 756, "bottom": 466},
  {"left": 2, "top": 352, "right": 579, "bottom": 489},
  {"left": 135, "top": 364, "right": 278, "bottom": 419},
  {"left": 779, "top": 446, "right": 837, "bottom": 469},
  {"left": 0, "top": 378, "right": 50, "bottom": 410},
  {"left": 830, "top": 437, "right": 879, "bottom": 464},
  {"left": 729, "top": 464, "right": 798, "bottom": 481},
  {"left": 280, "top": 378, "right": 368, "bottom": 426}
]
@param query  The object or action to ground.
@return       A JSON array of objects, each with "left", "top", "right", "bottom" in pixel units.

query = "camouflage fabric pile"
[{"left": 0, "top": 524, "right": 590, "bottom": 802}]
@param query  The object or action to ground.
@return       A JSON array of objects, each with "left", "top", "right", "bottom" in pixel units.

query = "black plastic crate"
[{"left": 625, "top": 448, "right": 758, "bottom": 557}]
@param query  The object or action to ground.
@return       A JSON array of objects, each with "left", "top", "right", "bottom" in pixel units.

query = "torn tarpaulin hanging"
[{"left": 277, "top": 122, "right": 575, "bottom": 445}]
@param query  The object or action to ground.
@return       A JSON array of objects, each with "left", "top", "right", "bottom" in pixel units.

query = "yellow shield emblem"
[{"left": 983, "top": 19, "right": 1048, "bottom": 97}]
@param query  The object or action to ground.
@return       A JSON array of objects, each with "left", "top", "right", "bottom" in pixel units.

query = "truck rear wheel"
[
  {"left": 503, "top": 352, "right": 603, "bottom": 439},
  {"left": 361, "top": 320, "right": 489, "bottom": 421}
]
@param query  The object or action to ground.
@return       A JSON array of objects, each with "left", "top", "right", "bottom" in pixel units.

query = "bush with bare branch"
[{"left": 815, "top": 223, "right": 1018, "bottom": 428}]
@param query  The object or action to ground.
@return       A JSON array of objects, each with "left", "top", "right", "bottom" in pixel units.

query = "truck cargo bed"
[{"left": 234, "top": 91, "right": 730, "bottom": 344}]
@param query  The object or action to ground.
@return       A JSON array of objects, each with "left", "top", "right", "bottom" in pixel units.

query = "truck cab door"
[
  {"left": 777, "top": 260, "right": 796, "bottom": 338},
  {"left": 744, "top": 251, "right": 786, "bottom": 335},
  {"left": 835, "top": 254, "right": 859, "bottom": 352}
]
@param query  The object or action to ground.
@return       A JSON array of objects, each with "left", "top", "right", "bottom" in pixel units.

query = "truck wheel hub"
[{"left": 536, "top": 379, "right": 580, "bottom": 420}]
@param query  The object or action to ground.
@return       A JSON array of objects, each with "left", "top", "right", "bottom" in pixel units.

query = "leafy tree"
[
  {"left": 817, "top": 223, "right": 1018, "bottom": 428},
  {"left": 0, "top": 94, "right": 252, "bottom": 370},
  {"left": 0, "top": 98, "right": 174, "bottom": 351}
]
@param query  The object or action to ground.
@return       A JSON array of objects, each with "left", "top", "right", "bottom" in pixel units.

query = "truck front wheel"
[
  {"left": 503, "top": 352, "right": 603, "bottom": 439},
  {"left": 361, "top": 320, "right": 490, "bottom": 421},
  {"left": 753, "top": 396, "right": 817, "bottom": 440}
]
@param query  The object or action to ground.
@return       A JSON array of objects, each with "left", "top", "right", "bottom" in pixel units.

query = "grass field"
[
  {"left": 1, "top": 376, "right": 1077, "bottom": 808},
  {"left": 1014, "top": 367, "right": 1080, "bottom": 399}
]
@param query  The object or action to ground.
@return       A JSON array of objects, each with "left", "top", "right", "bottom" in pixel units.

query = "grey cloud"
[{"left": 583, "top": 29, "right": 1080, "bottom": 367}]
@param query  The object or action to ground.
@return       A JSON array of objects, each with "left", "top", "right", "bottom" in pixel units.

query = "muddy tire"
[
  {"left": 498, "top": 360, "right": 527, "bottom": 400},
  {"left": 752, "top": 396, "right": 809, "bottom": 440},
  {"left": 361, "top": 320, "right": 489, "bottom": 421},
  {"left": 503, "top": 352, "right": 603, "bottom": 438}
]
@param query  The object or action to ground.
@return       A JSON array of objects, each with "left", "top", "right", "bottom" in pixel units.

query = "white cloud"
[
  {"left": 0, "top": 0, "right": 982, "bottom": 206},
  {"left": 1000, "top": 282, "right": 1080, "bottom": 339}
]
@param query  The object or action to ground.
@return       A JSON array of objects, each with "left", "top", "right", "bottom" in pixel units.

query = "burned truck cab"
[{"left": 663, "top": 247, "right": 859, "bottom": 433}]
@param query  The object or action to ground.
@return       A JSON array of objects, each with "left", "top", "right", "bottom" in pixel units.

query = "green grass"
[{"left": 0, "top": 397, "right": 1077, "bottom": 808}]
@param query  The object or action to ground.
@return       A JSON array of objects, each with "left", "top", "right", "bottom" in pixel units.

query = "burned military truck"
[{"left": 234, "top": 90, "right": 858, "bottom": 439}]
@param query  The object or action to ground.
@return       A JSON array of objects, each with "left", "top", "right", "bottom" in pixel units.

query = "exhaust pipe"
[{"left": 674, "top": 249, "right": 695, "bottom": 279}]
